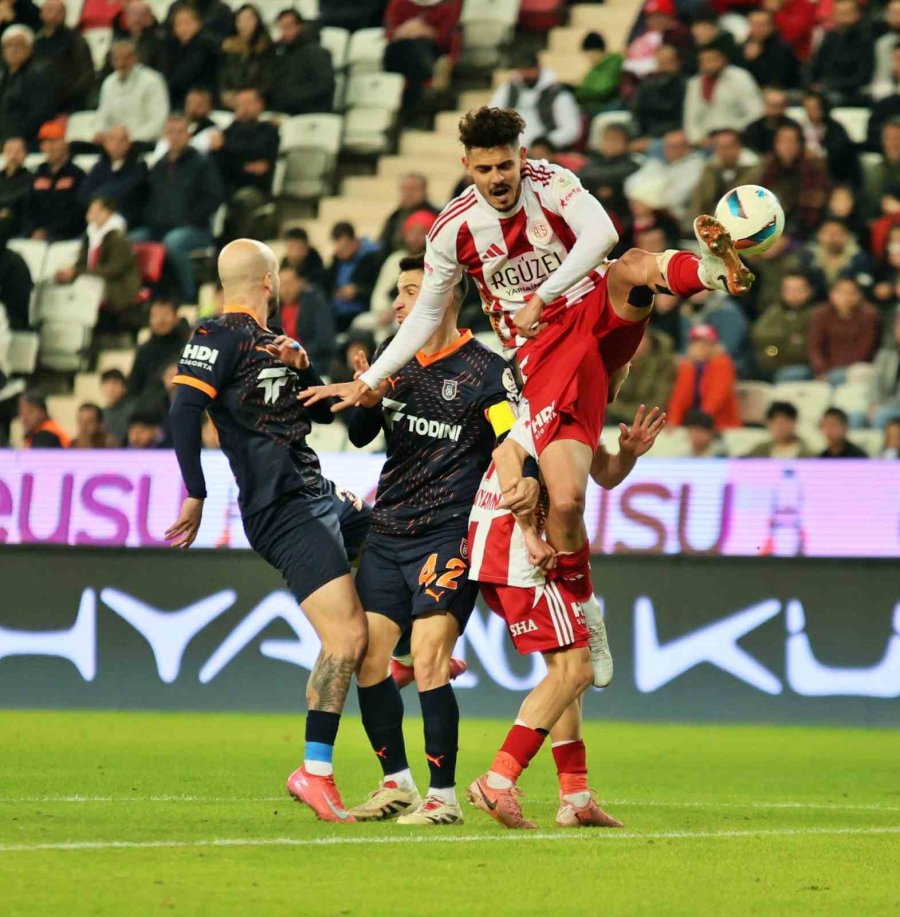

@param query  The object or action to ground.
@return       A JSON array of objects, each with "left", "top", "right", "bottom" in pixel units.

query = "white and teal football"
[{"left": 714, "top": 185, "right": 785, "bottom": 255}]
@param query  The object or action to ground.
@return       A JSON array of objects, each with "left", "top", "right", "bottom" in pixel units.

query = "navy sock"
[
  {"left": 419, "top": 684, "right": 459, "bottom": 789},
  {"left": 305, "top": 710, "right": 341, "bottom": 770},
  {"left": 358, "top": 676, "right": 408, "bottom": 777}
]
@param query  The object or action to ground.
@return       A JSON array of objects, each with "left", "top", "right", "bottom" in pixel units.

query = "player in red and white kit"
[
  {"left": 299, "top": 107, "right": 753, "bottom": 634},
  {"left": 466, "top": 379, "right": 666, "bottom": 830}
]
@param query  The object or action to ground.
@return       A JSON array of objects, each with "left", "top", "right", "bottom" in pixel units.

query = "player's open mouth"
[{"left": 491, "top": 186, "right": 509, "bottom": 198}]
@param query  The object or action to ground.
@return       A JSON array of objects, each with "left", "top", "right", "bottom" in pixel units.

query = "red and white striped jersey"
[
  {"left": 424, "top": 159, "right": 608, "bottom": 348},
  {"left": 467, "top": 461, "right": 546, "bottom": 589}
]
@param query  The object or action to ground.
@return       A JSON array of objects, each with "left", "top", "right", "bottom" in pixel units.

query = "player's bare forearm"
[
  {"left": 591, "top": 449, "right": 637, "bottom": 489},
  {"left": 592, "top": 405, "right": 666, "bottom": 488},
  {"left": 297, "top": 379, "right": 381, "bottom": 412}
]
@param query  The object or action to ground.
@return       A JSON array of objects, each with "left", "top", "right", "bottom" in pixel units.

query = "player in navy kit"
[
  {"left": 341, "top": 255, "right": 534, "bottom": 826},
  {"left": 165, "top": 239, "right": 370, "bottom": 823}
]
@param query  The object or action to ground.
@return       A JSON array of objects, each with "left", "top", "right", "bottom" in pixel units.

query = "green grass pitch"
[{"left": 1, "top": 710, "right": 898, "bottom": 915}]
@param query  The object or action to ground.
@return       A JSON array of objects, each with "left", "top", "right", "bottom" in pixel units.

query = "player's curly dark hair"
[{"left": 458, "top": 107, "right": 525, "bottom": 150}]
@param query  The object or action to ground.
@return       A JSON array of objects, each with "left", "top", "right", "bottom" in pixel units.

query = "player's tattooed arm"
[{"left": 307, "top": 652, "right": 357, "bottom": 713}]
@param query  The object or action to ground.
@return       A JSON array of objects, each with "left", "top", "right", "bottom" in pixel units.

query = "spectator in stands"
[
  {"left": 873, "top": 0, "right": 900, "bottom": 96},
  {"left": 873, "top": 225, "right": 900, "bottom": 307},
  {"left": 370, "top": 208, "right": 435, "bottom": 320},
  {"left": 883, "top": 419, "right": 900, "bottom": 456},
  {"left": 0, "top": 135, "right": 29, "bottom": 237},
  {"left": 127, "top": 297, "right": 189, "bottom": 402},
  {"left": 218, "top": 3, "right": 271, "bottom": 108},
  {"left": 71, "top": 402, "right": 113, "bottom": 448},
  {"left": 378, "top": 172, "right": 438, "bottom": 254},
  {"left": 269, "top": 9, "right": 334, "bottom": 116},
  {"left": 809, "top": 277, "right": 881, "bottom": 383},
  {"left": 684, "top": 410, "right": 727, "bottom": 457},
  {"left": 161, "top": 4, "right": 219, "bottom": 109},
  {"left": 328, "top": 329, "right": 376, "bottom": 386},
  {"left": 55, "top": 195, "right": 141, "bottom": 321},
  {"left": 751, "top": 271, "right": 816, "bottom": 382},
  {"left": 0, "top": 0, "right": 41, "bottom": 39},
  {"left": 320, "top": 0, "right": 384, "bottom": 31},
  {"left": 683, "top": 41, "right": 763, "bottom": 147},
  {"left": 96, "top": 40, "right": 170, "bottom": 149},
  {"left": 0, "top": 25, "right": 58, "bottom": 145},
  {"left": 383, "top": 0, "right": 459, "bottom": 116},
  {"left": 606, "top": 328, "right": 676, "bottom": 426},
  {"left": 324, "top": 221, "right": 383, "bottom": 333},
  {"left": 742, "top": 87, "right": 798, "bottom": 156},
  {"left": 19, "top": 389, "right": 70, "bottom": 447},
  {"left": 162, "top": 86, "right": 222, "bottom": 158},
  {"left": 131, "top": 113, "right": 224, "bottom": 302},
  {"left": 81, "top": 0, "right": 123, "bottom": 30},
  {"left": 624, "top": 185, "right": 681, "bottom": 250},
  {"left": 277, "top": 264, "right": 334, "bottom": 370},
  {"left": 800, "top": 91, "right": 860, "bottom": 188},
  {"left": 630, "top": 43, "right": 685, "bottom": 150},
  {"left": 745, "top": 232, "right": 812, "bottom": 315},
  {"left": 167, "top": 0, "right": 233, "bottom": 44},
  {"left": 218, "top": 87, "right": 278, "bottom": 239},
  {"left": 127, "top": 408, "right": 166, "bottom": 447},
  {"left": 825, "top": 184, "right": 867, "bottom": 247},
  {"left": 809, "top": 0, "right": 873, "bottom": 107},
  {"left": 281, "top": 226, "right": 325, "bottom": 289},
  {"left": 489, "top": 48, "right": 581, "bottom": 150},
  {"left": 0, "top": 232, "right": 31, "bottom": 330},
  {"left": 32, "top": 0, "right": 93, "bottom": 111},
  {"left": 872, "top": 45, "right": 900, "bottom": 113},
  {"left": 79, "top": 126, "right": 147, "bottom": 230},
  {"left": 579, "top": 123, "right": 641, "bottom": 229},
  {"left": 745, "top": 401, "right": 814, "bottom": 458},
  {"left": 575, "top": 31, "right": 623, "bottom": 115},
  {"left": 740, "top": 8, "right": 798, "bottom": 90},
  {"left": 692, "top": 129, "right": 761, "bottom": 220},
  {"left": 864, "top": 119, "right": 900, "bottom": 218},
  {"left": 681, "top": 289, "right": 750, "bottom": 375},
  {"left": 667, "top": 324, "right": 741, "bottom": 430},
  {"left": 114, "top": 0, "right": 164, "bottom": 71},
  {"left": 820, "top": 407, "right": 868, "bottom": 457},
  {"left": 624, "top": 0, "right": 691, "bottom": 80},
  {"left": 626, "top": 130, "right": 704, "bottom": 229},
  {"left": 22, "top": 120, "right": 84, "bottom": 240},
  {"left": 687, "top": 7, "right": 738, "bottom": 71},
  {"left": 802, "top": 217, "right": 874, "bottom": 291},
  {"left": 766, "top": 0, "right": 817, "bottom": 64},
  {"left": 760, "top": 122, "right": 831, "bottom": 238},
  {"left": 870, "top": 306, "right": 900, "bottom": 428},
  {"left": 99, "top": 367, "right": 131, "bottom": 445}
]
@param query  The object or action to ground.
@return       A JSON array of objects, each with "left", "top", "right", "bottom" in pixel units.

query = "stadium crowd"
[{"left": 1, "top": 0, "right": 900, "bottom": 458}]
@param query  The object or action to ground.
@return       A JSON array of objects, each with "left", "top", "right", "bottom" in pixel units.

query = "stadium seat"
[
  {"left": 74, "top": 372, "right": 103, "bottom": 403},
  {"left": 646, "top": 426, "right": 690, "bottom": 457},
  {"left": 342, "top": 107, "right": 397, "bottom": 155},
  {"left": 136, "top": 326, "right": 151, "bottom": 346},
  {"left": 210, "top": 110, "right": 235, "bottom": 130},
  {"left": 46, "top": 394, "right": 79, "bottom": 437},
  {"left": 831, "top": 108, "right": 870, "bottom": 145},
  {"left": 7, "top": 239, "right": 47, "bottom": 282},
  {"left": 280, "top": 113, "right": 343, "bottom": 153},
  {"left": 772, "top": 380, "right": 832, "bottom": 427},
  {"left": 721, "top": 427, "right": 769, "bottom": 456},
  {"left": 38, "top": 322, "right": 92, "bottom": 372},
  {"left": 851, "top": 429, "right": 884, "bottom": 457},
  {"left": 278, "top": 114, "right": 343, "bottom": 198},
  {"left": 589, "top": 111, "right": 634, "bottom": 150},
  {"left": 96, "top": 348, "right": 135, "bottom": 376},
  {"left": 831, "top": 382, "right": 869, "bottom": 416},
  {"left": 345, "top": 72, "right": 404, "bottom": 112},
  {"left": 846, "top": 362, "right": 876, "bottom": 386},
  {"left": 735, "top": 380, "right": 773, "bottom": 425},
  {"left": 73, "top": 153, "right": 100, "bottom": 173},
  {"left": 24, "top": 152, "right": 45, "bottom": 171},
  {"left": 346, "top": 27, "right": 387, "bottom": 74},
  {"left": 40, "top": 240, "right": 83, "bottom": 282},
  {"left": 719, "top": 12, "right": 750, "bottom": 42},
  {"left": 132, "top": 242, "right": 166, "bottom": 286},
  {"left": 66, "top": 110, "right": 100, "bottom": 145},
  {"left": 295, "top": 0, "right": 319, "bottom": 17},
  {"left": 83, "top": 28, "right": 113, "bottom": 72},
  {"left": 65, "top": 0, "right": 84, "bottom": 28},
  {"left": 8, "top": 416, "right": 23, "bottom": 446},
  {"left": 460, "top": 0, "right": 519, "bottom": 68},
  {"left": 8, "top": 331, "right": 39, "bottom": 375},
  {"left": 320, "top": 27, "right": 350, "bottom": 70},
  {"left": 36, "top": 276, "right": 104, "bottom": 327}
]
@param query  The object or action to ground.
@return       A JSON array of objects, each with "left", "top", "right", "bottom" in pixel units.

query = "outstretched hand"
[
  {"left": 618, "top": 404, "right": 667, "bottom": 458},
  {"left": 165, "top": 497, "right": 204, "bottom": 550},
  {"left": 265, "top": 335, "right": 309, "bottom": 371},
  {"left": 297, "top": 379, "right": 382, "bottom": 412}
]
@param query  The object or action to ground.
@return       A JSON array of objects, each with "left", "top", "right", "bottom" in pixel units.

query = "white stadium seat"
[
  {"left": 846, "top": 362, "right": 876, "bottom": 386},
  {"left": 7, "top": 239, "right": 48, "bottom": 282},
  {"left": 73, "top": 154, "right": 100, "bottom": 173},
  {"left": 771, "top": 380, "right": 832, "bottom": 427},
  {"left": 83, "top": 28, "right": 113, "bottom": 72},
  {"left": 320, "top": 27, "right": 350, "bottom": 70},
  {"left": 279, "top": 114, "right": 343, "bottom": 199},
  {"left": 36, "top": 276, "right": 104, "bottom": 327},
  {"left": 722, "top": 427, "right": 770, "bottom": 456},
  {"left": 8, "top": 331, "right": 39, "bottom": 375},
  {"left": 345, "top": 72, "right": 404, "bottom": 112},
  {"left": 831, "top": 382, "right": 869, "bottom": 416},
  {"left": 210, "top": 110, "right": 234, "bottom": 130},
  {"left": 735, "top": 380, "right": 773, "bottom": 426},
  {"left": 460, "top": 0, "right": 520, "bottom": 67},
  {"left": 97, "top": 349, "right": 136, "bottom": 376},
  {"left": 589, "top": 111, "right": 634, "bottom": 150},
  {"left": 279, "top": 113, "right": 343, "bottom": 154},
  {"left": 296, "top": 0, "right": 319, "bottom": 17},
  {"left": 66, "top": 110, "right": 100, "bottom": 144},
  {"left": 342, "top": 107, "right": 396, "bottom": 155},
  {"left": 38, "top": 322, "right": 91, "bottom": 372},
  {"left": 346, "top": 27, "right": 387, "bottom": 74},
  {"left": 40, "top": 241, "right": 83, "bottom": 282},
  {"left": 831, "top": 108, "right": 870, "bottom": 145}
]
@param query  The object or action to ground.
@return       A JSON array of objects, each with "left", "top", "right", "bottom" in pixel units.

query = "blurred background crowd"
[{"left": 1, "top": 0, "right": 899, "bottom": 460}]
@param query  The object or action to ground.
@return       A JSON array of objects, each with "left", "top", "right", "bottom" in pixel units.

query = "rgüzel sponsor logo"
[
  {"left": 487, "top": 251, "right": 563, "bottom": 297},
  {"left": 2, "top": 590, "right": 898, "bottom": 699}
]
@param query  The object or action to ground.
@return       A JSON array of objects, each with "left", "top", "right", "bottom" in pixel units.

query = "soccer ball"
[{"left": 714, "top": 185, "right": 785, "bottom": 256}]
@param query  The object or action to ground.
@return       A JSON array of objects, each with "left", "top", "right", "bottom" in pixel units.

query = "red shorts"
[
  {"left": 517, "top": 282, "right": 650, "bottom": 456},
  {"left": 480, "top": 580, "right": 589, "bottom": 655}
]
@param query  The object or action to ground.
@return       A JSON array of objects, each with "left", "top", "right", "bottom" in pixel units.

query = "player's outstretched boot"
[
  {"left": 397, "top": 795, "right": 465, "bottom": 826},
  {"left": 581, "top": 594, "right": 613, "bottom": 688},
  {"left": 466, "top": 775, "right": 536, "bottom": 829},
  {"left": 348, "top": 781, "right": 422, "bottom": 821},
  {"left": 390, "top": 656, "right": 468, "bottom": 689},
  {"left": 286, "top": 767, "right": 355, "bottom": 823},
  {"left": 693, "top": 215, "right": 755, "bottom": 296},
  {"left": 555, "top": 791, "right": 623, "bottom": 828}
]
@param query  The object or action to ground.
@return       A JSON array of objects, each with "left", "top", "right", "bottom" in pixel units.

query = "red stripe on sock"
[{"left": 492, "top": 725, "right": 547, "bottom": 780}]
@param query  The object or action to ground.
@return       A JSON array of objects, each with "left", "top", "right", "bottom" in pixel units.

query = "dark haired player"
[
  {"left": 165, "top": 239, "right": 370, "bottom": 823},
  {"left": 300, "top": 106, "right": 752, "bottom": 684},
  {"left": 344, "top": 255, "right": 530, "bottom": 826}
]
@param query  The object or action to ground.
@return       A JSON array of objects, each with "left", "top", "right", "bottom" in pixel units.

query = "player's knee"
[
  {"left": 616, "top": 248, "right": 651, "bottom": 285},
  {"left": 411, "top": 644, "right": 450, "bottom": 691},
  {"left": 553, "top": 649, "right": 593, "bottom": 694},
  {"left": 551, "top": 489, "right": 585, "bottom": 523}
]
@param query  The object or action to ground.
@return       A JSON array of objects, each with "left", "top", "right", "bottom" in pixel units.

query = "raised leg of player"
[
  {"left": 467, "top": 646, "right": 593, "bottom": 829},
  {"left": 350, "top": 612, "right": 422, "bottom": 821},
  {"left": 286, "top": 573, "right": 367, "bottom": 822},
  {"left": 396, "top": 612, "right": 465, "bottom": 825}
]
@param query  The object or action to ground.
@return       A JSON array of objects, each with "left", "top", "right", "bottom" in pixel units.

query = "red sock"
[
  {"left": 491, "top": 724, "right": 547, "bottom": 781},
  {"left": 664, "top": 252, "right": 707, "bottom": 298},
  {"left": 553, "top": 740, "right": 589, "bottom": 795},
  {"left": 553, "top": 544, "right": 592, "bottom": 601}
]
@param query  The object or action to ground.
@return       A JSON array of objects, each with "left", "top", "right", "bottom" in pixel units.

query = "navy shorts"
[
  {"left": 243, "top": 480, "right": 371, "bottom": 604},
  {"left": 355, "top": 525, "right": 479, "bottom": 633}
]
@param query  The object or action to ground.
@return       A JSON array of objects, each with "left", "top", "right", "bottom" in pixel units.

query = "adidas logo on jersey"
[
  {"left": 481, "top": 243, "right": 506, "bottom": 261},
  {"left": 510, "top": 619, "right": 539, "bottom": 637}
]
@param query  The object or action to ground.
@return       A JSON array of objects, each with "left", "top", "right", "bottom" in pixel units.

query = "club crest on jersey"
[
  {"left": 526, "top": 219, "right": 552, "bottom": 246},
  {"left": 257, "top": 366, "right": 291, "bottom": 404},
  {"left": 441, "top": 380, "right": 458, "bottom": 401}
]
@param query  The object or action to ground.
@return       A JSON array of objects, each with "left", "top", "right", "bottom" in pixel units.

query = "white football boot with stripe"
[
  {"left": 693, "top": 215, "right": 754, "bottom": 296},
  {"left": 348, "top": 781, "right": 422, "bottom": 821},
  {"left": 581, "top": 594, "right": 613, "bottom": 688},
  {"left": 397, "top": 795, "right": 465, "bottom": 825}
]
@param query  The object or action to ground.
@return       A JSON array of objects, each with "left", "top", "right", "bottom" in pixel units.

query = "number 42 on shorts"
[{"left": 419, "top": 553, "right": 466, "bottom": 602}]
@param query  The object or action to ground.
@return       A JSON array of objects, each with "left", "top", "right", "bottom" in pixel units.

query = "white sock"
[
  {"left": 392, "top": 653, "right": 413, "bottom": 666},
  {"left": 383, "top": 768, "right": 415, "bottom": 790},
  {"left": 563, "top": 791, "right": 592, "bottom": 808},
  {"left": 304, "top": 760, "right": 333, "bottom": 777},
  {"left": 486, "top": 770, "right": 514, "bottom": 790},
  {"left": 427, "top": 785, "right": 457, "bottom": 805}
]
